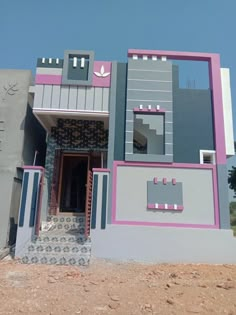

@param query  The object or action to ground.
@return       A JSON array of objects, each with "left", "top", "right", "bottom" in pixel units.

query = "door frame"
[{"left": 57, "top": 152, "right": 90, "bottom": 215}]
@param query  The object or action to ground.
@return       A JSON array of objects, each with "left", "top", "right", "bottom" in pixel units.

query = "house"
[
  {"left": 14, "top": 49, "right": 236, "bottom": 265},
  {"left": 0, "top": 70, "right": 46, "bottom": 252}
]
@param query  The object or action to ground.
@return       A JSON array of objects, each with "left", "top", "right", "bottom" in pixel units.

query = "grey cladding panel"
[
  {"left": 128, "top": 59, "right": 172, "bottom": 71},
  {"left": 147, "top": 181, "right": 183, "bottom": 205},
  {"left": 128, "top": 80, "right": 172, "bottom": 91},
  {"left": 173, "top": 88, "right": 215, "bottom": 163},
  {"left": 125, "top": 57, "right": 173, "bottom": 163},
  {"left": 51, "top": 85, "right": 61, "bottom": 109},
  {"left": 34, "top": 85, "right": 109, "bottom": 112},
  {"left": 43, "top": 85, "right": 52, "bottom": 108},
  {"left": 114, "top": 63, "right": 127, "bottom": 161},
  {"left": 127, "top": 90, "right": 172, "bottom": 102},
  {"left": 128, "top": 70, "right": 172, "bottom": 81}
]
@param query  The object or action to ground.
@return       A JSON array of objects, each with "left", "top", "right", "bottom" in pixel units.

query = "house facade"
[{"left": 14, "top": 48, "right": 236, "bottom": 264}]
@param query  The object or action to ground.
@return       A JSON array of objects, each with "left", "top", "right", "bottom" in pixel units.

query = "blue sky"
[
  {"left": 1, "top": 0, "right": 236, "bottom": 197},
  {"left": 1, "top": 1, "right": 235, "bottom": 111},
  {"left": 1, "top": 1, "right": 235, "bottom": 90}
]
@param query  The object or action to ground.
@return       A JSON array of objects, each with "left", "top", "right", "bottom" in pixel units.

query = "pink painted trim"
[
  {"left": 92, "top": 61, "right": 111, "bottom": 87},
  {"left": 35, "top": 74, "right": 62, "bottom": 85},
  {"left": 92, "top": 168, "right": 110, "bottom": 173},
  {"left": 128, "top": 49, "right": 214, "bottom": 61},
  {"left": 172, "top": 178, "right": 176, "bottom": 185},
  {"left": 153, "top": 177, "right": 158, "bottom": 184},
  {"left": 133, "top": 108, "right": 165, "bottom": 113},
  {"left": 163, "top": 178, "right": 167, "bottom": 185},
  {"left": 23, "top": 166, "right": 45, "bottom": 171},
  {"left": 128, "top": 49, "right": 226, "bottom": 164},
  {"left": 147, "top": 204, "right": 184, "bottom": 211},
  {"left": 112, "top": 220, "right": 218, "bottom": 229},
  {"left": 111, "top": 161, "right": 219, "bottom": 229},
  {"left": 113, "top": 161, "right": 215, "bottom": 169}
]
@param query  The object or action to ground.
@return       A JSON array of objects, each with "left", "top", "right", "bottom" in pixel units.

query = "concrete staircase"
[{"left": 20, "top": 215, "right": 91, "bottom": 266}]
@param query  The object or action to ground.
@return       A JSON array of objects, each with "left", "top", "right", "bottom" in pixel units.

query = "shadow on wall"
[{"left": 22, "top": 105, "right": 46, "bottom": 166}]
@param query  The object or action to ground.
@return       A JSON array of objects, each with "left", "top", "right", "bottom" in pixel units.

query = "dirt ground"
[{"left": 1, "top": 258, "right": 236, "bottom": 315}]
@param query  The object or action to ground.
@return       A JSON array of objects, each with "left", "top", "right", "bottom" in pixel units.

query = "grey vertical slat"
[
  {"left": 60, "top": 86, "right": 69, "bottom": 109},
  {"left": 77, "top": 87, "right": 86, "bottom": 110},
  {"left": 68, "top": 86, "right": 77, "bottom": 110},
  {"left": 102, "top": 88, "right": 110, "bottom": 112},
  {"left": 34, "top": 85, "right": 44, "bottom": 109},
  {"left": 51, "top": 85, "right": 61, "bottom": 109},
  {"left": 93, "top": 88, "right": 102, "bottom": 111},
  {"left": 42, "top": 85, "right": 52, "bottom": 108},
  {"left": 86, "top": 87, "right": 95, "bottom": 111},
  {"left": 29, "top": 173, "right": 39, "bottom": 227},
  {"left": 19, "top": 172, "right": 29, "bottom": 227},
  {"left": 101, "top": 175, "right": 108, "bottom": 229}
]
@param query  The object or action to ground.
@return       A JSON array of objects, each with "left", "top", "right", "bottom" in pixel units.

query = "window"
[
  {"left": 133, "top": 112, "right": 165, "bottom": 155},
  {"left": 200, "top": 150, "right": 216, "bottom": 164}
]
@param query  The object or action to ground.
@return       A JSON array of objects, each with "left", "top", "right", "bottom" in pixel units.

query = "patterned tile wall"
[{"left": 45, "top": 118, "right": 108, "bottom": 207}]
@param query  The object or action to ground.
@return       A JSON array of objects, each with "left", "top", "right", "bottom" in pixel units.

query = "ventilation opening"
[
  {"left": 203, "top": 154, "right": 213, "bottom": 164},
  {"left": 200, "top": 150, "right": 216, "bottom": 164}
]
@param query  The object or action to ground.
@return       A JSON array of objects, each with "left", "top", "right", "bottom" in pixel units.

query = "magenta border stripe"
[
  {"left": 113, "top": 161, "right": 215, "bottom": 169},
  {"left": 35, "top": 74, "right": 62, "bottom": 85},
  {"left": 23, "top": 166, "right": 45, "bottom": 171},
  {"left": 128, "top": 49, "right": 213, "bottom": 61},
  {"left": 92, "top": 168, "right": 110, "bottom": 173},
  {"left": 113, "top": 220, "right": 218, "bottom": 229},
  {"left": 128, "top": 49, "right": 226, "bottom": 164},
  {"left": 111, "top": 161, "right": 220, "bottom": 229}
]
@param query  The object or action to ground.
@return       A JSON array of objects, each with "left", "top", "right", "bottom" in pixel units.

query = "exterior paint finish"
[
  {"left": 15, "top": 169, "right": 41, "bottom": 257},
  {"left": 91, "top": 226, "right": 236, "bottom": 263},
  {"left": 217, "top": 164, "right": 231, "bottom": 229},
  {"left": 33, "top": 85, "right": 110, "bottom": 113},
  {"left": 0, "top": 70, "right": 45, "bottom": 249},
  {"left": 173, "top": 88, "right": 214, "bottom": 163},
  {"left": 128, "top": 50, "right": 227, "bottom": 165},
  {"left": 125, "top": 58, "right": 173, "bottom": 163},
  {"left": 8, "top": 48, "right": 235, "bottom": 264},
  {"left": 113, "top": 163, "right": 216, "bottom": 227},
  {"left": 91, "top": 171, "right": 110, "bottom": 231}
]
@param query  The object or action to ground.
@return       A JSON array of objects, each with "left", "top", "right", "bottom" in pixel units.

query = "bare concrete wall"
[{"left": 0, "top": 70, "right": 32, "bottom": 248}]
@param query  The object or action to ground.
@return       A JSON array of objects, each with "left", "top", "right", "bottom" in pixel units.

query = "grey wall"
[
  {"left": 91, "top": 225, "right": 236, "bottom": 264},
  {"left": 115, "top": 165, "right": 215, "bottom": 225},
  {"left": 125, "top": 58, "right": 173, "bottom": 162},
  {"left": 22, "top": 104, "right": 46, "bottom": 166},
  {"left": 15, "top": 169, "right": 41, "bottom": 257},
  {"left": 34, "top": 85, "right": 110, "bottom": 112},
  {"left": 0, "top": 70, "right": 45, "bottom": 249},
  {"left": 113, "top": 63, "right": 127, "bottom": 161},
  {"left": 0, "top": 70, "right": 32, "bottom": 248},
  {"left": 173, "top": 66, "right": 215, "bottom": 163}
]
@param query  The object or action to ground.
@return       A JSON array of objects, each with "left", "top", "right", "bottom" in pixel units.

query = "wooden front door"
[{"left": 58, "top": 154, "right": 89, "bottom": 214}]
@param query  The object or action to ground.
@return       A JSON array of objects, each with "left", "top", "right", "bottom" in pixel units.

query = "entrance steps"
[{"left": 20, "top": 215, "right": 91, "bottom": 266}]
